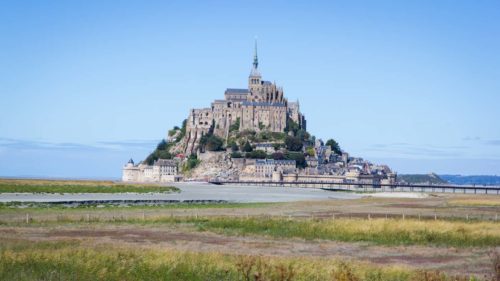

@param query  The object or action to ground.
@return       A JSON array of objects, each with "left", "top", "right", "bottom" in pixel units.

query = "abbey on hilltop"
[
  {"left": 182, "top": 41, "right": 305, "bottom": 155},
  {"left": 122, "top": 41, "right": 396, "bottom": 185}
]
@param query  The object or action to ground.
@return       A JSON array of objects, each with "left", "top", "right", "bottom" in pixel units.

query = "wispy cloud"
[
  {"left": 485, "top": 139, "right": 500, "bottom": 146},
  {"left": 461, "top": 137, "right": 500, "bottom": 147},
  {"left": 364, "top": 142, "right": 466, "bottom": 158},
  {"left": 462, "top": 136, "right": 481, "bottom": 141},
  {"left": 0, "top": 138, "right": 158, "bottom": 152}
]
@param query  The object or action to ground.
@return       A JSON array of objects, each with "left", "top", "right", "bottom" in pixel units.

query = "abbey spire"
[
  {"left": 253, "top": 38, "right": 258, "bottom": 69},
  {"left": 249, "top": 38, "right": 261, "bottom": 79}
]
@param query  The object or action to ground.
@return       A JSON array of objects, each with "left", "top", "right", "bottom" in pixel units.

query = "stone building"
[
  {"left": 122, "top": 158, "right": 182, "bottom": 183},
  {"left": 183, "top": 41, "right": 305, "bottom": 154},
  {"left": 255, "top": 159, "right": 296, "bottom": 178}
]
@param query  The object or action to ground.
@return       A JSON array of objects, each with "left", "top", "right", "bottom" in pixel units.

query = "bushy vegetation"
[
  {"left": 0, "top": 240, "right": 484, "bottom": 281},
  {"left": 326, "top": 138, "right": 342, "bottom": 155},
  {"left": 305, "top": 146, "right": 315, "bottom": 157},
  {"left": 229, "top": 117, "right": 240, "bottom": 132},
  {"left": 242, "top": 140, "right": 253, "bottom": 152},
  {"left": 231, "top": 152, "right": 243, "bottom": 158},
  {"left": 200, "top": 134, "right": 225, "bottom": 151},
  {"left": 245, "top": 150, "right": 268, "bottom": 159},
  {"left": 285, "top": 152, "right": 306, "bottom": 168},
  {"left": 284, "top": 117, "right": 300, "bottom": 135},
  {"left": 145, "top": 139, "right": 174, "bottom": 165},
  {"left": 182, "top": 154, "right": 200, "bottom": 172},
  {"left": 285, "top": 135, "right": 303, "bottom": 151}
]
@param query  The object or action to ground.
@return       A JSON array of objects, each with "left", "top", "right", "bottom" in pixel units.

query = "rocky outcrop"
[{"left": 186, "top": 151, "right": 240, "bottom": 181}]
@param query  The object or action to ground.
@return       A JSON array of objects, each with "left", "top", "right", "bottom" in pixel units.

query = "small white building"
[{"left": 122, "top": 158, "right": 182, "bottom": 183}]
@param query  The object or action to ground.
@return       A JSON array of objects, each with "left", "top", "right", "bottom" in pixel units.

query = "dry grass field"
[{"left": 0, "top": 179, "right": 499, "bottom": 280}]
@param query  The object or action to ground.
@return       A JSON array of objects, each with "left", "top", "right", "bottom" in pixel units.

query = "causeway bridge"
[{"left": 209, "top": 180, "right": 500, "bottom": 195}]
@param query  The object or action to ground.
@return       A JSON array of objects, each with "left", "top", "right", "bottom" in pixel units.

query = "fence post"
[
  {"left": 418, "top": 213, "right": 421, "bottom": 221},
  {"left": 402, "top": 213, "right": 405, "bottom": 220},
  {"left": 434, "top": 213, "right": 437, "bottom": 221},
  {"left": 466, "top": 214, "right": 469, "bottom": 221},
  {"left": 26, "top": 213, "right": 29, "bottom": 224},
  {"left": 142, "top": 211, "right": 146, "bottom": 221}
]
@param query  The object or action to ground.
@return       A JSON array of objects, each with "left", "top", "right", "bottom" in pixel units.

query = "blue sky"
[{"left": 1, "top": 0, "right": 499, "bottom": 178}]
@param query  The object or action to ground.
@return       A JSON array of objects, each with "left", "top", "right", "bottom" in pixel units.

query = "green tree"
[
  {"left": 246, "top": 150, "right": 267, "bottom": 159},
  {"left": 157, "top": 150, "right": 172, "bottom": 159},
  {"left": 326, "top": 139, "right": 342, "bottom": 155},
  {"left": 296, "top": 129, "right": 310, "bottom": 141},
  {"left": 271, "top": 152, "right": 285, "bottom": 160},
  {"left": 230, "top": 141, "right": 239, "bottom": 152},
  {"left": 229, "top": 117, "right": 240, "bottom": 132},
  {"left": 284, "top": 117, "right": 300, "bottom": 135},
  {"left": 175, "top": 119, "right": 187, "bottom": 142},
  {"left": 183, "top": 154, "right": 200, "bottom": 171},
  {"left": 285, "top": 152, "right": 306, "bottom": 168},
  {"left": 272, "top": 143, "right": 282, "bottom": 151},
  {"left": 242, "top": 141, "right": 253, "bottom": 152},
  {"left": 306, "top": 147, "right": 315, "bottom": 157},
  {"left": 285, "top": 136, "right": 303, "bottom": 151},
  {"left": 204, "top": 135, "right": 224, "bottom": 151},
  {"left": 156, "top": 139, "right": 168, "bottom": 150},
  {"left": 231, "top": 152, "right": 243, "bottom": 158}
]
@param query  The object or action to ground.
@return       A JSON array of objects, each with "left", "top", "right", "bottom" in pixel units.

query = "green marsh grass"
[
  {"left": 3, "top": 216, "right": 499, "bottom": 247},
  {"left": 0, "top": 239, "right": 484, "bottom": 281},
  {"left": 0, "top": 179, "right": 179, "bottom": 193}
]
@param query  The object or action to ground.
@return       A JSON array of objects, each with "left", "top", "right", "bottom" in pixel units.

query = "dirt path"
[{"left": 0, "top": 225, "right": 495, "bottom": 277}]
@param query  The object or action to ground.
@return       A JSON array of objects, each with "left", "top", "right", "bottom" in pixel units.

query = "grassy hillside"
[{"left": 398, "top": 173, "right": 447, "bottom": 184}]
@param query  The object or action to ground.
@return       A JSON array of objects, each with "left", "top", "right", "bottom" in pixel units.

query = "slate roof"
[
  {"left": 242, "top": 101, "right": 286, "bottom": 107},
  {"left": 154, "top": 159, "right": 177, "bottom": 167},
  {"left": 255, "top": 159, "right": 296, "bottom": 165},
  {"left": 225, "top": 88, "right": 249, "bottom": 94}
]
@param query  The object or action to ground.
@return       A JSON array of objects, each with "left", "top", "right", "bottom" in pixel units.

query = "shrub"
[
  {"left": 271, "top": 152, "right": 285, "bottom": 160},
  {"left": 284, "top": 117, "right": 300, "bottom": 135},
  {"left": 246, "top": 150, "right": 267, "bottom": 159},
  {"left": 200, "top": 134, "right": 225, "bottom": 152},
  {"left": 231, "top": 152, "right": 243, "bottom": 158},
  {"left": 242, "top": 141, "right": 253, "bottom": 152},
  {"left": 326, "top": 139, "right": 342, "bottom": 155},
  {"left": 229, "top": 117, "right": 240, "bottom": 132},
  {"left": 285, "top": 136, "right": 303, "bottom": 151},
  {"left": 183, "top": 154, "right": 200, "bottom": 171},
  {"left": 306, "top": 147, "right": 315, "bottom": 157},
  {"left": 205, "top": 135, "right": 224, "bottom": 151},
  {"left": 285, "top": 152, "right": 306, "bottom": 168},
  {"left": 230, "top": 141, "right": 239, "bottom": 152},
  {"left": 156, "top": 139, "right": 168, "bottom": 150}
]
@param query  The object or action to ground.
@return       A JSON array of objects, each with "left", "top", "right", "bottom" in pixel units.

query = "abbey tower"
[{"left": 183, "top": 41, "right": 306, "bottom": 154}]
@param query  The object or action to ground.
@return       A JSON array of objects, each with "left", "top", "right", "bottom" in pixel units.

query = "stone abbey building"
[{"left": 184, "top": 42, "right": 306, "bottom": 154}]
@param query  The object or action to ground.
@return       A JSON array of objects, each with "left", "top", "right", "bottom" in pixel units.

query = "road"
[{"left": 0, "top": 182, "right": 362, "bottom": 203}]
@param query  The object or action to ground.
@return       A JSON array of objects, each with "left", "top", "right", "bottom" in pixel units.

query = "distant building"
[
  {"left": 183, "top": 40, "right": 306, "bottom": 154},
  {"left": 255, "top": 159, "right": 296, "bottom": 178},
  {"left": 122, "top": 158, "right": 182, "bottom": 183},
  {"left": 255, "top": 143, "right": 276, "bottom": 153}
]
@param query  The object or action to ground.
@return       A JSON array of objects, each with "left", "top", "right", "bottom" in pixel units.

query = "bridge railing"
[{"left": 209, "top": 180, "right": 500, "bottom": 195}]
